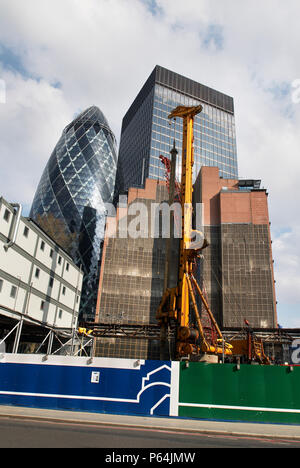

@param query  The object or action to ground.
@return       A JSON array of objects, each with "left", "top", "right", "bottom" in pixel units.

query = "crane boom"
[{"left": 156, "top": 105, "right": 232, "bottom": 359}]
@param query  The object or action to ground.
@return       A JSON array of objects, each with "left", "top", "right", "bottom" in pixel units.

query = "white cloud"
[
  {"left": 273, "top": 228, "right": 300, "bottom": 303},
  {"left": 0, "top": 69, "right": 73, "bottom": 205},
  {"left": 272, "top": 227, "right": 300, "bottom": 327},
  {"left": 0, "top": 0, "right": 300, "bottom": 325}
]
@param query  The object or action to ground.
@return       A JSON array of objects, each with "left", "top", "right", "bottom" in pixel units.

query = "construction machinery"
[
  {"left": 156, "top": 105, "right": 233, "bottom": 360},
  {"left": 156, "top": 105, "right": 273, "bottom": 365},
  {"left": 229, "top": 320, "right": 271, "bottom": 364}
]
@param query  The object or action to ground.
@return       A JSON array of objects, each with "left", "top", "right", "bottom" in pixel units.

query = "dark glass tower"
[
  {"left": 30, "top": 106, "right": 117, "bottom": 320},
  {"left": 114, "top": 65, "right": 238, "bottom": 200}
]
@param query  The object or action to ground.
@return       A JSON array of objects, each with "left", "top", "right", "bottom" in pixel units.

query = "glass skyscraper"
[
  {"left": 30, "top": 106, "right": 117, "bottom": 320},
  {"left": 114, "top": 65, "right": 238, "bottom": 199}
]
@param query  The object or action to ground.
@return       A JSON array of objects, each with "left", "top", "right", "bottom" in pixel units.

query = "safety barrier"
[{"left": 1, "top": 354, "right": 300, "bottom": 424}]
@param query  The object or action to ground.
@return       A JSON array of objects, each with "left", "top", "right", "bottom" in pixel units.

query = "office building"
[
  {"left": 30, "top": 106, "right": 118, "bottom": 321},
  {"left": 95, "top": 166, "right": 277, "bottom": 360},
  {"left": 94, "top": 67, "right": 276, "bottom": 359},
  {"left": 0, "top": 197, "right": 83, "bottom": 352},
  {"left": 114, "top": 65, "right": 238, "bottom": 201},
  {"left": 194, "top": 166, "right": 277, "bottom": 329},
  {"left": 95, "top": 178, "right": 177, "bottom": 360}
]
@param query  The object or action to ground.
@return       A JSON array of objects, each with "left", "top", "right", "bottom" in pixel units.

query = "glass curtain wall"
[
  {"left": 30, "top": 106, "right": 118, "bottom": 320},
  {"left": 149, "top": 84, "right": 238, "bottom": 184}
]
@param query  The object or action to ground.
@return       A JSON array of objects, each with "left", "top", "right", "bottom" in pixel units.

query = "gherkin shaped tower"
[{"left": 30, "top": 106, "right": 117, "bottom": 320}]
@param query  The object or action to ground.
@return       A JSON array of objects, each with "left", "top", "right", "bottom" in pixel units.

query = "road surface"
[{"left": 0, "top": 415, "right": 299, "bottom": 449}]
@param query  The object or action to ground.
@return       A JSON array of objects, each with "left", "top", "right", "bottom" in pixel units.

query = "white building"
[{"left": 0, "top": 197, "right": 83, "bottom": 339}]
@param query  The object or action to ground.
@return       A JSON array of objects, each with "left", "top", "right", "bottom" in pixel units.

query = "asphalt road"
[{"left": 0, "top": 415, "right": 300, "bottom": 449}]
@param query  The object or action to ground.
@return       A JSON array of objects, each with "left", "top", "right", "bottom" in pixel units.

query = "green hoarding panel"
[{"left": 178, "top": 362, "right": 300, "bottom": 424}]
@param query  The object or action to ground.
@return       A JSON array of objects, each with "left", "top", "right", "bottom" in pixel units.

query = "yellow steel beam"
[
  {"left": 190, "top": 274, "right": 223, "bottom": 340},
  {"left": 170, "top": 106, "right": 202, "bottom": 332}
]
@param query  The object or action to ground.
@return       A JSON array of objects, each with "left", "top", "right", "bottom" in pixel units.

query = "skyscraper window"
[{"left": 114, "top": 65, "right": 238, "bottom": 201}]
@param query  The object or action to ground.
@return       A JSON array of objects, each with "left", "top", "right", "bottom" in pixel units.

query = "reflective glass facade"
[
  {"left": 115, "top": 66, "right": 238, "bottom": 198},
  {"left": 150, "top": 84, "right": 238, "bottom": 182},
  {"left": 30, "top": 106, "right": 117, "bottom": 320}
]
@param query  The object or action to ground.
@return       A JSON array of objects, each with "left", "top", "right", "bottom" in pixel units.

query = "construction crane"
[{"left": 156, "top": 105, "right": 232, "bottom": 360}]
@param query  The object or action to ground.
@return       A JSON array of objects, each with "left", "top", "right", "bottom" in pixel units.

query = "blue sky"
[
  {"left": 0, "top": 0, "right": 300, "bottom": 327},
  {"left": 142, "top": 0, "right": 162, "bottom": 16},
  {"left": 0, "top": 44, "right": 27, "bottom": 76}
]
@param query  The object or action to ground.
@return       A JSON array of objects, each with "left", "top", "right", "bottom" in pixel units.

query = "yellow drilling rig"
[{"left": 156, "top": 105, "right": 233, "bottom": 360}]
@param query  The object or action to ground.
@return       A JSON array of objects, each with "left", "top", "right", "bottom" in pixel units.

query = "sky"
[{"left": 0, "top": 0, "right": 299, "bottom": 327}]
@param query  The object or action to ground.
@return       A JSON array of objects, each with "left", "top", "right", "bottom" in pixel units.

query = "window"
[
  {"left": 40, "top": 240, "right": 45, "bottom": 251},
  {"left": 58, "top": 309, "right": 63, "bottom": 319},
  {"left": 58, "top": 256, "right": 62, "bottom": 265},
  {"left": 40, "top": 300, "right": 45, "bottom": 310},
  {"left": 23, "top": 226, "right": 29, "bottom": 238},
  {"left": 49, "top": 277, "right": 54, "bottom": 288},
  {"left": 3, "top": 209, "right": 10, "bottom": 222},
  {"left": 10, "top": 285, "right": 17, "bottom": 298},
  {"left": 0, "top": 279, "right": 3, "bottom": 293},
  {"left": 62, "top": 286, "right": 66, "bottom": 295},
  {"left": 66, "top": 263, "right": 69, "bottom": 272},
  {"left": 35, "top": 268, "right": 40, "bottom": 278},
  {"left": 50, "top": 249, "right": 54, "bottom": 258}
]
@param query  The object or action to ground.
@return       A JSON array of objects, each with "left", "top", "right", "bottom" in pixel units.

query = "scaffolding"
[{"left": 0, "top": 305, "right": 93, "bottom": 357}]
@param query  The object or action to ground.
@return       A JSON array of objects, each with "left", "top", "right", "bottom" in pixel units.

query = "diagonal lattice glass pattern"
[{"left": 30, "top": 106, "right": 117, "bottom": 321}]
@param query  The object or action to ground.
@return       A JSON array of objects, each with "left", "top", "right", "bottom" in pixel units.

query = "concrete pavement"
[{"left": 1, "top": 404, "right": 300, "bottom": 441}]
